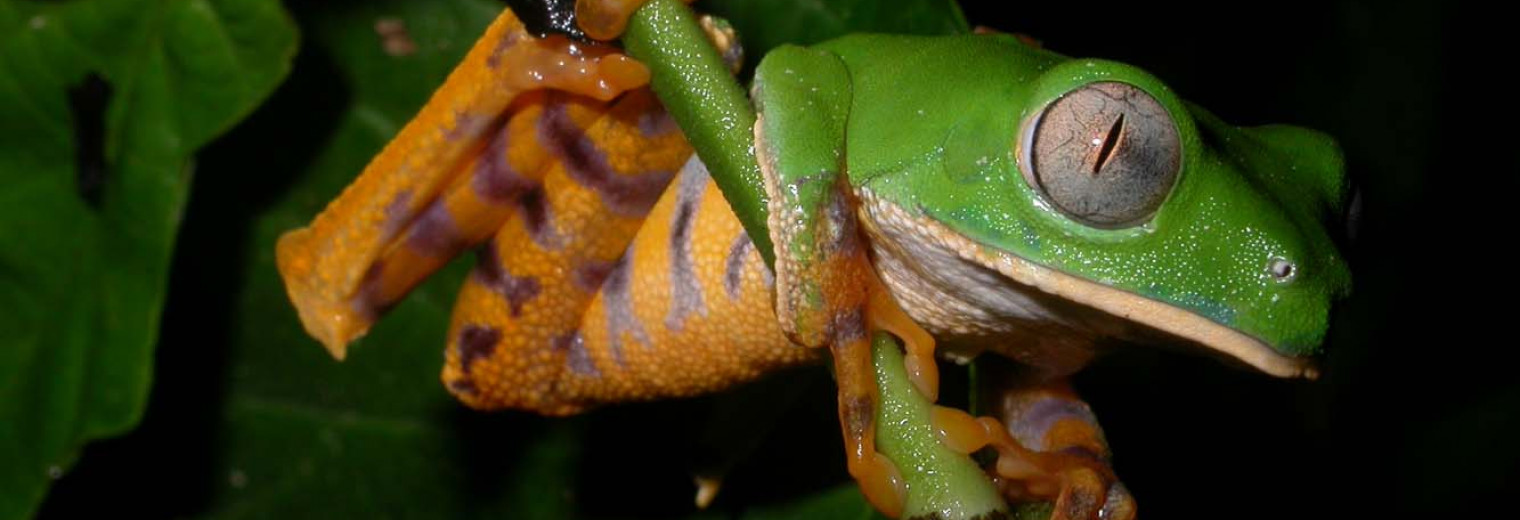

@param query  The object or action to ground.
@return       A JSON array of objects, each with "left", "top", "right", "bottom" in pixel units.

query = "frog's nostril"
[{"left": 1269, "top": 257, "right": 1296, "bottom": 282}]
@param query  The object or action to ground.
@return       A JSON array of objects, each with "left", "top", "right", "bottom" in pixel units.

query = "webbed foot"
[{"left": 931, "top": 367, "right": 1135, "bottom": 520}]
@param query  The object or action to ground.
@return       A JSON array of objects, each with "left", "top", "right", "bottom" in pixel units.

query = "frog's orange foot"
[{"left": 933, "top": 390, "right": 1135, "bottom": 520}]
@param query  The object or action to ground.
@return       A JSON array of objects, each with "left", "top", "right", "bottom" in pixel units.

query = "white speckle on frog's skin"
[
  {"left": 229, "top": 469, "right": 248, "bottom": 489},
  {"left": 29, "top": 15, "right": 46, "bottom": 30},
  {"left": 46, "top": 465, "right": 62, "bottom": 479}
]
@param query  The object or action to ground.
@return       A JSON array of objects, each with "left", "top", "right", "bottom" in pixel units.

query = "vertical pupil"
[{"left": 1093, "top": 113, "right": 1124, "bottom": 175}]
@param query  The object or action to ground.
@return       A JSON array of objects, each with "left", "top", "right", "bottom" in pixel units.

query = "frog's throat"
[{"left": 857, "top": 190, "right": 1319, "bottom": 380}]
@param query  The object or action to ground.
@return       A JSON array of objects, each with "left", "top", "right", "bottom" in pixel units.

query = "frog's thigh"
[
  {"left": 568, "top": 159, "right": 815, "bottom": 403},
  {"left": 443, "top": 149, "right": 812, "bottom": 414},
  {"left": 349, "top": 94, "right": 554, "bottom": 323},
  {"left": 439, "top": 89, "right": 686, "bottom": 414}
]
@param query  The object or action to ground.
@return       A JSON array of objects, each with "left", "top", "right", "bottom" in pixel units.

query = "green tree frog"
[
  {"left": 276, "top": 5, "right": 1352, "bottom": 519},
  {"left": 749, "top": 31, "right": 1350, "bottom": 517}
]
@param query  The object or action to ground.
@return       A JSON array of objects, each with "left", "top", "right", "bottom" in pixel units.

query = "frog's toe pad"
[{"left": 1098, "top": 481, "right": 1137, "bottom": 520}]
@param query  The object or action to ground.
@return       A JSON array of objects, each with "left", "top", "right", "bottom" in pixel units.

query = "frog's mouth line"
[{"left": 858, "top": 191, "right": 1319, "bottom": 380}]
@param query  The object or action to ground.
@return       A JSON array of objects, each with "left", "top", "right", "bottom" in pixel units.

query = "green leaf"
[
  {"left": 0, "top": 0, "right": 295, "bottom": 517},
  {"left": 872, "top": 334, "right": 1005, "bottom": 519}
]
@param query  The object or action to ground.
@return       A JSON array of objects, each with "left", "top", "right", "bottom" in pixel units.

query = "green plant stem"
[
  {"left": 623, "top": 0, "right": 773, "bottom": 266},
  {"left": 872, "top": 333, "right": 1008, "bottom": 519}
]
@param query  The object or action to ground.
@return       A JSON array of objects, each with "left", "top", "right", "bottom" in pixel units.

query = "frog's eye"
[{"left": 1021, "top": 81, "right": 1181, "bottom": 228}]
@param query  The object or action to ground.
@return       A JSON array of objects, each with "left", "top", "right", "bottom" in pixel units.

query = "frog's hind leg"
[
  {"left": 438, "top": 88, "right": 688, "bottom": 415},
  {"left": 276, "top": 8, "right": 649, "bottom": 359},
  {"left": 441, "top": 95, "right": 817, "bottom": 415},
  {"left": 933, "top": 361, "right": 1136, "bottom": 520}
]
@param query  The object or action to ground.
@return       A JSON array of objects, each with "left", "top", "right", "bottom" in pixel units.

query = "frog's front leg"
[
  {"left": 753, "top": 46, "right": 939, "bottom": 518},
  {"left": 934, "top": 361, "right": 1136, "bottom": 520}
]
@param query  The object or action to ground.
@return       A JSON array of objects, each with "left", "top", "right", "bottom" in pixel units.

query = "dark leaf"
[{"left": 0, "top": 0, "right": 295, "bottom": 516}]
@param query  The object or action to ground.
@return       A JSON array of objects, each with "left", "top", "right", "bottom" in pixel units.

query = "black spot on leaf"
[{"left": 67, "top": 73, "right": 111, "bottom": 209}]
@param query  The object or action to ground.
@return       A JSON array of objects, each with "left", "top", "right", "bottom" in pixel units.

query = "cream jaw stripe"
[{"left": 858, "top": 190, "right": 1319, "bottom": 380}]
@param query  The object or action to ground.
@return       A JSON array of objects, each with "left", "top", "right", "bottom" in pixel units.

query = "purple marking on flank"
[
  {"left": 1008, "top": 397, "right": 1099, "bottom": 451},
  {"left": 723, "top": 232, "right": 753, "bottom": 299},
  {"left": 405, "top": 200, "right": 464, "bottom": 258},
  {"left": 666, "top": 160, "right": 709, "bottom": 331},
  {"left": 637, "top": 105, "right": 681, "bottom": 137},
  {"left": 573, "top": 259, "right": 616, "bottom": 292},
  {"left": 380, "top": 189, "right": 413, "bottom": 241},
  {"left": 473, "top": 240, "right": 542, "bottom": 316},
  {"left": 555, "top": 331, "right": 600, "bottom": 377},
  {"left": 516, "top": 185, "right": 559, "bottom": 248},
  {"left": 456, "top": 324, "right": 502, "bottom": 375},
  {"left": 601, "top": 251, "right": 648, "bottom": 365},
  {"left": 471, "top": 123, "right": 560, "bottom": 248},
  {"left": 472, "top": 121, "right": 534, "bottom": 204},
  {"left": 539, "top": 101, "right": 674, "bottom": 217}
]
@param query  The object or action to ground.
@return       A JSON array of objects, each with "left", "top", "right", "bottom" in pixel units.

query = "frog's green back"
[{"left": 813, "top": 33, "right": 1350, "bottom": 363}]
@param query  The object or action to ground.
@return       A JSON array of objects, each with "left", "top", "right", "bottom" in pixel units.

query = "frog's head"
[{"left": 849, "top": 36, "right": 1352, "bottom": 377}]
